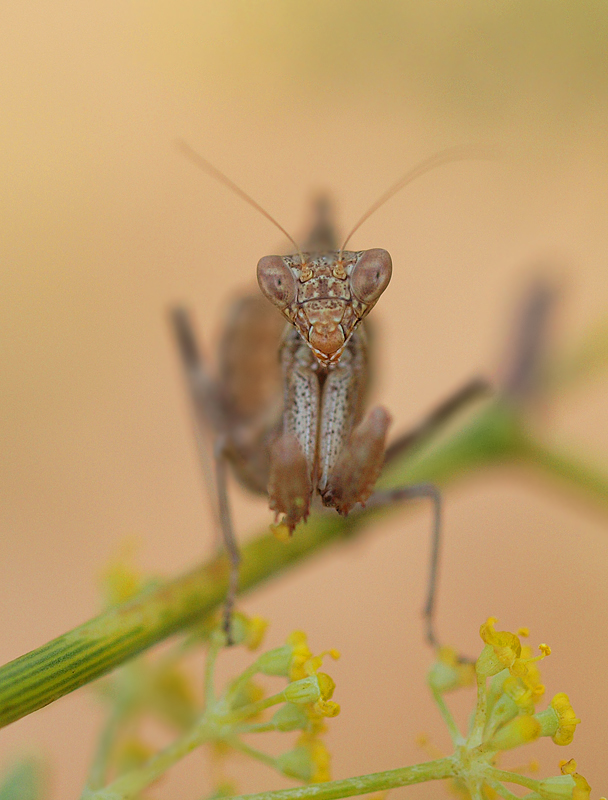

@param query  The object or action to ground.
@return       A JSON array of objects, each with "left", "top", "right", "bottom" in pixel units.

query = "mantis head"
[{"left": 257, "top": 248, "right": 392, "bottom": 366}]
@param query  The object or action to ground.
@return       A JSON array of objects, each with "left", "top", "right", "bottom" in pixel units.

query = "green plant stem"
[
  {"left": 0, "top": 509, "right": 335, "bottom": 729},
  {"left": 227, "top": 738, "right": 280, "bottom": 771},
  {"left": 2, "top": 400, "right": 607, "bottom": 730},
  {"left": 204, "top": 636, "right": 223, "bottom": 707},
  {"left": 82, "top": 719, "right": 213, "bottom": 800},
  {"left": 220, "top": 691, "right": 286, "bottom": 724},
  {"left": 487, "top": 768, "right": 539, "bottom": 793},
  {"left": 485, "top": 778, "right": 524, "bottom": 800},
  {"left": 520, "top": 435, "right": 608, "bottom": 510},
  {"left": 431, "top": 689, "right": 462, "bottom": 745},
  {"left": 85, "top": 703, "right": 126, "bottom": 791},
  {"left": 234, "top": 721, "right": 277, "bottom": 734},
  {"left": 213, "top": 758, "right": 455, "bottom": 800},
  {"left": 467, "top": 674, "right": 488, "bottom": 749}
]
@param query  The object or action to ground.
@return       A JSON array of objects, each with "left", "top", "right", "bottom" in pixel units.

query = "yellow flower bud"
[
  {"left": 256, "top": 645, "right": 293, "bottom": 676},
  {"left": 317, "top": 672, "right": 336, "bottom": 700},
  {"left": 272, "top": 703, "right": 309, "bottom": 731},
  {"left": 288, "top": 631, "right": 314, "bottom": 681},
  {"left": 428, "top": 647, "right": 476, "bottom": 693},
  {"left": 244, "top": 616, "right": 268, "bottom": 650},
  {"left": 477, "top": 618, "right": 522, "bottom": 678},
  {"left": 538, "top": 774, "right": 578, "bottom": 800},
  {"left": 488, "top": 714, "right": 541, "bottom": 750},
  {"left": 538, "top": 763, "right": 590, "bottom": 800},
  {"left": 284, "top": 675, "right": 321, "bottom": 704},
  {"left": 298, "top": 734, "right": 332, "bottom": 782},
  {"left": 535, "top": 694, "right": 581, "bottom": 746},
  {"left": 278, "top": 735, "right": 332, "bottom": 782},
  {"left": 551, "top": 694, "right": 581, "bottom": 747},
  {"left": 314, "top": 698, "right": 340, "bottom": 717},
  {"left": 277, "top": 746, "right": 314, "bottom": 781}
]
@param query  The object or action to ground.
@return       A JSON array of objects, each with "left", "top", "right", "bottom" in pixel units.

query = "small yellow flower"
[
  {"left": 428, "top": 647, "right": 476, "bottom": 693},
  {"left": 537, "top": 760, "right": 591, "bottom": 800},
  {"left": 284, "top": 676, "right": 323, "bottom": 705},
  {"left": 288, "top": 631, "right": 340, "bottom": 682},
  {"left": 298, "top": 732, "right": 332, "bottom": 782},
  {"left": 283, "top": 673, "right": 339, "bottom": 717},
  {"left": 536, "top": 694, "right": 581, "bottom": 746},
  {"left": 271, "top": 702, "right": 309, "bottom": 731},
  {"left": 477, "top": 618, "right": 523, "bottom": 677},
  {"left": 288, "top": 631, "right": 314, "bottom": 680},
  {"left": 314, "top": 673, "right": 340, "bottom": 717},
  {"left": 502, "top": 675, "right": 536, "bottom": 714},
  {"left": 101, "top": 540, "right": 144, "bottom": 605},
  {"left": 519, "top": 646, "right": 546, "bottom": 703},
  {"left": 477, "top": 619, "right": 550, "bottom": 679},
  {"left": 277, "top": 734, "right": 331, "bottom": 782},
  {"left": 115, "top": 737, "right": 154, "bottom": 773},
  {"left": 488, "top": 714, "right": 541, "bottom": 750},
  {"left": 244, "top": 616, "right": 268, "bottom": 651},
  {"left": 427, "top": 621, "right": 590, "bottom": 800}
]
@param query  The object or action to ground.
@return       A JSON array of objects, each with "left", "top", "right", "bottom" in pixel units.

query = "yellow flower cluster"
[
  {"left": 429, "top": 619, "right": 587, "bottom": 800},
  {"left": 205, "top": 623, "right": 341, "bottom": 785}
]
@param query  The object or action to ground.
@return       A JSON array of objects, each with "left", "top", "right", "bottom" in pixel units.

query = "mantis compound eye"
[
  {"left": 257, "top": 255, "right": 297, "bottom": 310},
  {"left": 350, "top": 248, "right": 392, "bottom": 306}
]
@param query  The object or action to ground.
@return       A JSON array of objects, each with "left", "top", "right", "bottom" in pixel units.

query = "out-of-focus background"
[{"left": 2, "top": 2, "right": 608, "bottom": 797}]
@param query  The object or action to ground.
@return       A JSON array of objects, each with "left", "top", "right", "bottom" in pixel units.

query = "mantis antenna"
[
  {"left": 340, "top": 144, "right": 499, "bottom": 256},
  {"left": 176, "top": 140, "right": 305, "bottom": 264}
]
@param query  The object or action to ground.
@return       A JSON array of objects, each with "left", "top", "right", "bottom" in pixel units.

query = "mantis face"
[{"left": 257, "top": 248, "right": 392, "bottom": 366}]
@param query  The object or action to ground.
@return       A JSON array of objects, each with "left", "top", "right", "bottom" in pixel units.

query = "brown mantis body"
[{"left": 171, "top": 144, "right": 491, "bottom": 645}]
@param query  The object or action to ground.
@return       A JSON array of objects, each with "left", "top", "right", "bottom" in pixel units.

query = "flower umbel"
[
  {"left": 427, "top": 619, "right": 588, "bottom": 800},
  {"left": 83, "top": 619, "right": 340, "bottom": 800}
]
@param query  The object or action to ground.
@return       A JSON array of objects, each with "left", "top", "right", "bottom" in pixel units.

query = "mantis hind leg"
[
  {"left": 367, "top": 377, "right": 492, "bottom": 652},
  {"left": 382, "top": 376, "right": 491, "bottom": 467},
  {"left": 364, "top": 483, "right": 442, "bottom": 649},
  {"left": 213, "top": 441, "right": 241, "bottom": 642}
]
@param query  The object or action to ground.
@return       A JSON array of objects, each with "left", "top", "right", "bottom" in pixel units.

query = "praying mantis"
[{"left": 171, "top": 142, "right": 492, "bottom": 646}]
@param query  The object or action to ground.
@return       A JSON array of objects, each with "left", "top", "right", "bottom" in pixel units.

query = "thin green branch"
[
  {"left": 82, "top": 717, "right": 213, "bottom": 800},
  {"left": 85, "top": 703, "right": 126, "bottom": 791},
  {"left": 520, "top": 435, "right": 608, "bottom": 510},
  {"left": 430, "top": 688, "right": 463, "bottom": 746},
  {"left": 227, "top": 738, "right": 280, "bottom": 771},
  {"left": 487, "top": 768, "right": 539, "bottom": 793},
  {"left": 214, "top": 758, "right": 456, "bottom": 800}
]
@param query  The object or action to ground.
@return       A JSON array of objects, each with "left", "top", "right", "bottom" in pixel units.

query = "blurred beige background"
[{"left": 1, "top": 2, "right": 608, "bottom": 797}]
